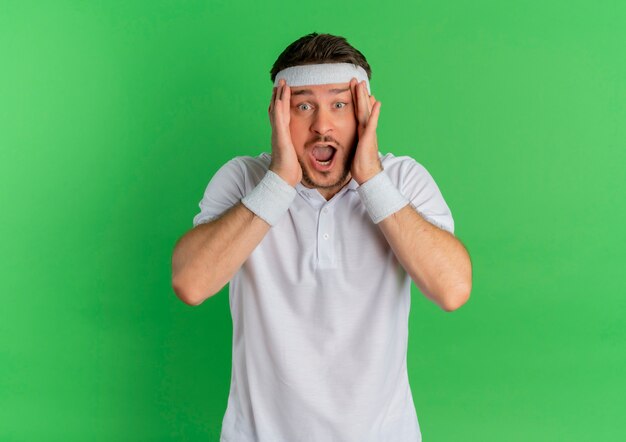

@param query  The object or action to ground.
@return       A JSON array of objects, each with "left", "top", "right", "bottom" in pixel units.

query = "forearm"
[
  {"left": 171, "top": 202, "right": 270, "bottom": 305},
  {"left": 378, "top": 204, "right": 472, "bottom": 311}
]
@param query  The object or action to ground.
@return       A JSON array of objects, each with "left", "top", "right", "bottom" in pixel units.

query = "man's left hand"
[{"left": 349, "top": 78, "right": 383, "bottom": 185}]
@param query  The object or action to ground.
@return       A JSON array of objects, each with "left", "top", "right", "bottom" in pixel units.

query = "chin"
[
  {"left": 301, "top": 164, "right": 350, "bottom": 190},
  {"left": 297, "top": 143, "right": 355, "bottom": 189}
]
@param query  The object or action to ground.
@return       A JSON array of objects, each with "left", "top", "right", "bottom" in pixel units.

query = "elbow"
[
  {"left": 440, "top": 258, "right": 473, "bottom": 312},
  {"left": 172, "top": 274, "right": 213, "bottom": 307},
  {"left": 171, "top": 255, "right": 224, "bottom": 306},
  {"left": 440, "top": 283, "right": 472, "bottom": 312}
]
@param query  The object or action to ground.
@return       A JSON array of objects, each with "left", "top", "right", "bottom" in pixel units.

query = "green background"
[{"left": 1, "top": 0, "right": 624, "bottom": 440}]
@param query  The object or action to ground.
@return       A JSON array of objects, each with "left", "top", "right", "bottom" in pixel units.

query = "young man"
[{"left": 172, "top": 33, "right": 472, "bottom": 442}]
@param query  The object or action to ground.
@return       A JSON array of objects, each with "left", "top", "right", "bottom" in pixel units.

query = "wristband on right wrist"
[{"left": 241, "top": 170, "right": 297, "bottom": 226}]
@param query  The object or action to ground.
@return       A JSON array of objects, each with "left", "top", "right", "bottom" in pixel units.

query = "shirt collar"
[
  {"left": 281, "top": 152, "right": 384, "bottom": 197},
  {"left": 295, "top": 177, "right": 359, "bottom": 196}
]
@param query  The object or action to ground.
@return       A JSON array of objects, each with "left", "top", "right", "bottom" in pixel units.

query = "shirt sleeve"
[
  {"left": 397, "top": 158, "right": 455, "bottom": 234},
  {"left": 192, "top": 158, "right": 248, "bottom": 227}
]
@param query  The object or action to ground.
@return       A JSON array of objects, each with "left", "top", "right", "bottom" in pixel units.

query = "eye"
[
  {"left": 297, "top": 103, "right": 312, "bottom": 111},
  {"left": 334, "top": 102, "right": 347, "bottom": 109}
]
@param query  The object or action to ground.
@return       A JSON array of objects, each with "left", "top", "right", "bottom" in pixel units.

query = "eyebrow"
[{"left": 291, "top": 87, "right": 350, "bottom": 96}]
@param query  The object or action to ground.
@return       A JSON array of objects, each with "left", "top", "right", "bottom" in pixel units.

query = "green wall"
[{"left": 1, "top": 1, "right": 624, "bottom": 440}]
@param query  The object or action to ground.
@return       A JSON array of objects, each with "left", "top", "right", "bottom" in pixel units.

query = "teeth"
[{"left": 316, "top": 159, "right": 331, "bottom": 166}]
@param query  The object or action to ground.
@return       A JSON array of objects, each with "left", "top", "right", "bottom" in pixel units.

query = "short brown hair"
[{"left": 270, "top": 33, "right": 372, "bottom": 82}]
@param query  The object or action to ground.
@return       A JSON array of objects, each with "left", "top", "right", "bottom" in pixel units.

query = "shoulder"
[
  {"left": 379, "top": 151, "right": 447, "bottom": 203},
  {"left": 230, "top": 152, "right": 271, "bottom": 172},
  {"left": 220, "top": 152, "right": 270, "bottom": 173},
  {"left": 379, "top": 152, "right": 431, "bottom": 183},
  {"left": 192, "top": 153, "right": 272, "bottom": 227},
  {"left": 211, "top": 152, "right": 271, "bottom": 187},
  {"left": 379, "top": 151, "right": 454, "bottom": 233}
]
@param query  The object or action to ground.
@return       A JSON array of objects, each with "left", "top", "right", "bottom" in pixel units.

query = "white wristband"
[
  {"left": 357, "top": 171, "right": 410, "bottom": 223},
  {"left": 241, "top": 170, "right": 297, "bottom": 226}
]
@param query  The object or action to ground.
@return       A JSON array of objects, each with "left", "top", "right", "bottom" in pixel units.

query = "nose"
[{"left": 310, "top": 107, "right": 334, "bottom": 135}]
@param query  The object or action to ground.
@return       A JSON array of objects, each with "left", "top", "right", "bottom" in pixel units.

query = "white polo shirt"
[{"left": 193, "top": 152, "right": 454, "bottom": 442}]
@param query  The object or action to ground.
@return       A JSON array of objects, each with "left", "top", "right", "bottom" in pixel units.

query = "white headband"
[{"left": 273, "top": 63, "right": 371, "bottom": 94}]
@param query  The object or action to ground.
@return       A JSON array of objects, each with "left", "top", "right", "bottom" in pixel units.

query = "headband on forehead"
[{"left": 273, "top": 63, "right": 371, "bottom": 94}]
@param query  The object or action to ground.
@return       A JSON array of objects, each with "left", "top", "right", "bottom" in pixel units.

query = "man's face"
[{"left": 288, "top": 82, "right": 358, "bottom": 193}]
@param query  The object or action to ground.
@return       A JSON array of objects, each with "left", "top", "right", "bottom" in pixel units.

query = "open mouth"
[{"left": 311, "top": 145, "right": 337, "bottom": 169}]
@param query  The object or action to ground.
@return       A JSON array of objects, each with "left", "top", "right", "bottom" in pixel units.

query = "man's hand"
[
  {"left": 268, "top": 78, "right": 302, "bottom": 186},
  {"left": 349, "top": 78, "right": 383, "bottom": 185}
]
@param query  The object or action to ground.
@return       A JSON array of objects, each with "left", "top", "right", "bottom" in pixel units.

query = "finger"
[
  {"left": 350, "top": 78, "right": 361, "bottom": 128},
  {"left": 363, "top": 81, "right": 372, "bottom": 116},
  {"left": 274, "top": 80, "right": 287, "bottom": 125},
  {"left": 363, "top": 100, "right": 381, "bottom": 137},
  {"left": 278, "top": 78, "right": 285, "bottom": 100},
  {"left": 277, "top": 80, "right": 290, "bottom": 122},
  {"left": 269, "top": 86, "right": 277, "bottom": 115},
  {"left": 358, "top": 80, "right": 370, "bottom": 125},
  {"left": 282, "top": 83, "right": 292, "bottom": 130},
  {"left": 276, "top": 79, "right": 291, "bottom": 119},
  {"left": 274, "top": 79, "right": 284, "bottom": 113},
  {"left": 282, "top": 80, "right": 291, "bottom": 109},
  {"left": 349, "top": 77, "right": 357, "bottom": 114},
  {"left": 355, "top": 80, "right": 364, "bottom": 124},
  {"left": 276, "top": 80, "right": 292, "bottom": 136}
]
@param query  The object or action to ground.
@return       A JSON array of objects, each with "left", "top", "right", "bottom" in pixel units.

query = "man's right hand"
[{"left": 268, "top": 78, "right": 302, "bottom": 187}]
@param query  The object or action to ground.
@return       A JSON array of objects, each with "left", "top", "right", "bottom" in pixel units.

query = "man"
[{"left": 172, "top": 33, "right": 472, "bottom": 442}]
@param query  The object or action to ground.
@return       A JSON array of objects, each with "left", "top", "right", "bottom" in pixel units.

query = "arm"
[
  {"left": 171, "top": 202, "right": 270, "bottom": 306},
  {"left": 349, "top": 79, "right": 471, "bottom": 311},
  {"left": 172, "top": 78, "right": 301, "bottom": 306},
  {"left": 378, "top": 205, "right": 472, "bottom": 311}
]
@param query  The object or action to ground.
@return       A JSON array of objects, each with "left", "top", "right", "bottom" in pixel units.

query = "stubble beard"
[{"left": 299, "top": 141, "right": 357, "bottom": 191}]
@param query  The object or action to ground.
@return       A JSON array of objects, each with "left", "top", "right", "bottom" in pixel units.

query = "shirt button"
[{"left": 323, "top": 233, "right": 329, "bottom": 240}]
